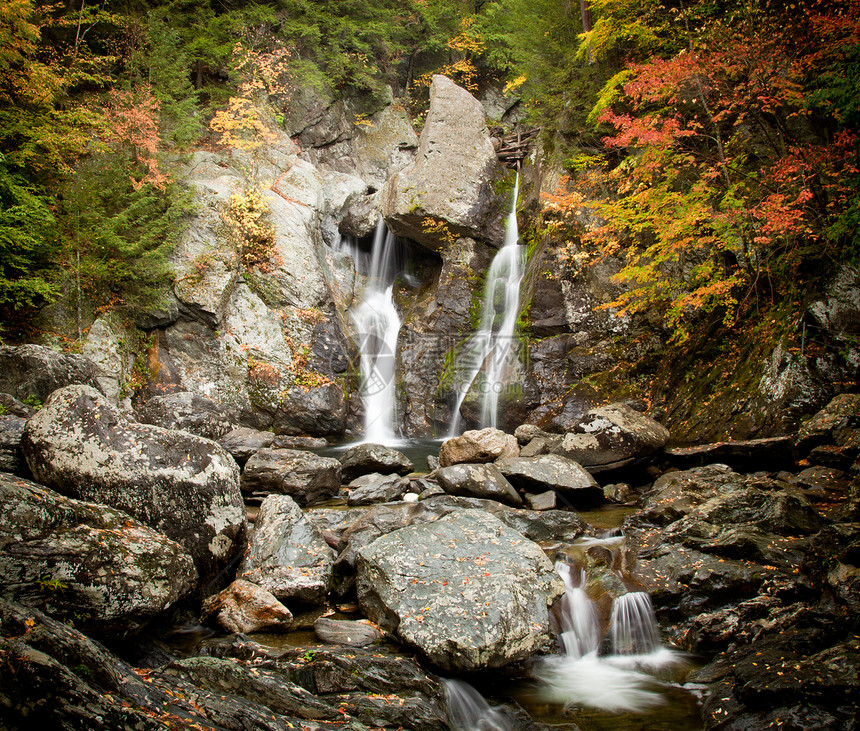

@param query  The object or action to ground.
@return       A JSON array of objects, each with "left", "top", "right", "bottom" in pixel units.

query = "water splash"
[
  {"left": 555, "top": 562, "right": 601, "bottom": 659},
  {"left": 444, "top": 679, "right": 511, "bottom": 731},
  {"left": 449, "top": 175, "right": 524, "bottom": 435}
]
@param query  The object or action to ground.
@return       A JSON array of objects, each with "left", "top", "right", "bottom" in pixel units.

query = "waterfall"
[
  {"left": 444, "top": 679, "right": 511, "bottom": 731},
  {"left": 347, "top": 218, "right": 402, "bottom": 444},
  {"left": 535, "top": 539, "right": 684, "bottom": 714},
  {"left": 609, "top": 592, "right": 661, "bottom": 656},
  {"left": 449, "top": 174, "right": 524, "bottom": 435}
]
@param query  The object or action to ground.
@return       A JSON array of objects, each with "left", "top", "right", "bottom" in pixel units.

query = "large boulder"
[
  {"left": 218, "top": 427, "right": 276, "bottom": 466},
  {"left": 0, "top": 473, "right": 196, "bottom": 638},
  {"left": 241, "top": 448, "right": 341, "bottom": 506},
  {"left": 435, "top": 463, "right": 522, "bottom": 507},
  {"left": 551, "top": 402, "right": 670, "bottom": 470},
  {"left": 356, "top": 510, "right": 564, "bottom": 671},
  {"left": 339, "top": 443, "right": 414, "bottom": 481},
  {"left": 21, "top": 385, "right": 246, "bottom": 585},
  {"left": 496, "top": 454, "right": 603, "bottom": 507},
  {"left": 381, "top": 75, "right": 506, "bottom": 249},
  {"left": 136, "top": 391, "right": 240, "bottom": 440},
  {"left": 0, "top": 344, "right": 106, "bottom": 404},
  {"left": 439, "top": 427, "right": 519, "bottom": 467},
  {"left": 346, "top": 473, "right": 409, "bottom": 506},
  {"left": 238, "top": 494, "right": 335, "bottom": 605}
]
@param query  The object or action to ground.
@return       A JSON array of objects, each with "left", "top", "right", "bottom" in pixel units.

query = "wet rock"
[
  {"left": 0, "top": 344, "right": 107, "bottom": 404},
  {"left": 635, "top": 464, "right": 739, "bottom": 526},
  {"left": 520, "top": 435, "right": 562, "bottom": 457},
  {"left": 439, "top": 427, "right": 519, "bottom": 467},
  {"left": 241, "top": 448, "right": 341, "bottom": 506},
  {"left": 663, "top": 436, "right": 796, "bottom": 473},
  {"left": 796, "top": 393, "right": 860, "bottom": 452},
  {"left": 305, "top": 506, "right": 369, "bottom": 548},
  {"left": 21, "top": 385, "right": 246, "bottom": 585},
  {"left": 381, "top": 75, "right": 505, "bottom": 249},
  {"left": 346, "top": 473, "right": 408, "bottom": 506},
  {"left": 551, "top": 402, "right": 670, "bottom": 470},
  {"left": 218, "top": 426, "right": 276, "bottom": 466},
  {"left": 238, "top": 494, "right": 335, "bottom": 604},
  {"left": 603, "top": 482, "right": 637, "bottom": 503},
  {"left": 201, "top": 579, "right": 293, "bottom": 634},
  {"left": 0, "top": 415, "right": 27, "bottom": 476},
  {"left": 272, "top": 434, "right": 329, "bottom": 449},
  {"left": 272, "top": 383, "right": 348, "bottom": 437},
  {"left": 514, "top": 424, "right": 549, "bottom": 445},
  {"left": 426, "top": 454, "right": 440, "bottom": 471},
  {"left": 496, "top": 454, "right": 603, "bottom": 507},
  {"left": 313, "top": 617, "right": 382, "bottom": 647},
  {"left": 435, "top": 463, "right": 523, "bottom": 507},
  {"left": 339, "top": 443, "right": 414, "bottom": 481},
  {"left": 136, "top": 391, "right": 240, "bottom": 440},
  {"left": 275, "top": 646, "right": 448, "bottom": 730},
  {"left": 0, "top": 473, "right": 196, "bottom": 638},
  {"left": 356, "top": 509, "right": 564, "bottom": 671}
]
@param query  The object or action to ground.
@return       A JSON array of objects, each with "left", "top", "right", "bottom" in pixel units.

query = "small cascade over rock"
[
  {"left": 536, "top": 536, "right": 686, "bottom": 714},
  {"left": 345, "top": 217, "right": 403, "bottom": 443},
  {"left": 444, "top": 679, "right": 511, "bottom": 731},
  {"left": 450, "top": 174, "right": 524, "bottom": 435}
]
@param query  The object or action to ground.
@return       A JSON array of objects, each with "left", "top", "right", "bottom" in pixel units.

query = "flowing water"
[
  {"left": 449, "top": 175, "right": 525, "bottom": 435},
  {"left": 444, "top": 679, "right": 512, "bottom": 731},
  {"left": 343, "top": 218, "right": 403, "bottom": 443}
]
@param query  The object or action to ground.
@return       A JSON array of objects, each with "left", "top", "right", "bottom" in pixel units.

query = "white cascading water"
[
  {"left": 347, "top": 217, "right": 402, "bottom": 444},
  {"left": 444, "top": 679, "right": 511, "bottom": 731},
  {"left": 536, "top": 539, "right": 682, "bottom": 714},
  {"left": 449, "top": 174, "right": 524, "bottom": 436}
]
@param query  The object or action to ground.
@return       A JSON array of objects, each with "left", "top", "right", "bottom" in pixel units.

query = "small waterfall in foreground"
[
  {"left": 346, "top": 217, "right": 402, "bottom": 444},
  {"left": 449, "top": 174, "right": 524, "bottom": 436},
  {"left": 444, "top": 679, "right": 511, "bottom": 731},
  {"left": 536, "top": 537, "right": 684, "bottom": 714}
]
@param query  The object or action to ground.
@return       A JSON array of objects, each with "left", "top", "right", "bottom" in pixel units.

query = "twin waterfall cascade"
[
  {"left": 344, "top": 218, "right": 403, "bottom": 444},
  {"left": 449, "top": 174, "right": 525, "bottom": 436},
  {"left": 536, "top": 537, "right": 683, "bottom": 714}
]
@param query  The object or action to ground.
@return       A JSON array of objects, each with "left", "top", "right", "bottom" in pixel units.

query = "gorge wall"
[{"left": 35, "top": 76, "right": 860, "bottom": 443}]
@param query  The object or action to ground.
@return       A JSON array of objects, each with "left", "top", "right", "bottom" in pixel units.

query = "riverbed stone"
[
  {"left": 241, "top": 448, "right": 341, "bottom": 506},
  {"left": 435, "top": 462, "right": 523, "bottom": 507},
  {"left": 0, "top": 415, "right": 27, "bottom": 476},
  {"left": 218, "top": 427, "right": 276, "bottom": 465},
  {"left": 136, "top": 391, "right": 240, "bottom": 440},
  {"left": 346, "top": 473, "right": 408, "bottom": 506},
  {"left": 496, "top": 454, "right": 603, "bottom": 506},
  {"left": 21, "top": 385, "right": 246, "bottom": 585},
  {"left": 0, "top": 344, "right": 107, "bottom": 404},
  {"left": 551, "top": 402, "right": 670, "bottom": 469},
  {"left": 356, "top": 509, "right": 564, "bottom": 671},
  {"left": 313, "top": 617, "right": 382, "bottom": 647},
  {"left": 439, "top": 427, "right": 519, "bottom": 467},
  {"left": 339, "top": 442, "right": 414, "bottom": 481},
  {"left": 201, "top": 579, "right": 293, "bottom": 634},
  {"left": 238, "top": 494, "right": 335, "bottom": 605},
  {"left": 0, "top": 473, "right": 196, "bottom": 638}
]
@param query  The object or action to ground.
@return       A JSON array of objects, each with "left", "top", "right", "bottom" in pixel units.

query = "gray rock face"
[
  {"left": 340, "top": 443, "right": 414, "bottom": 481},
  {"left": 439, "top": 427, "right": 519, "bottom": 467},
  {"left": 346, "top": 473, "right": 408, "bottom": 506},
  {"left": 382, "top": 76, "right": 505, "bottom": 249},
  {"left": 496, "top": 454, "right": 603, "bottom": 506},
  {"left": 0, "top": 344, "right": 106, "bottom": 403},
  {"left": 356, "top": 510, "right": 564, "bottom": 671},
  {"left": 218, "top": 427, "right": 276, "bottom": 465},
  {"left": 21, "top": 385, "right": 246, "bottom": 585},
  {"left": 0, "top": 415, "right": 27, "bottom": 476},
  {"left": 201, "top": 579, "right": 293, "bottom": 634},
  {"left": 664, "top": 437, "right": 796, "bottom": 472},
  {"left": 241, "top": 448, "right": 342, "bottom": 506},
  {"left": 0, "top": 473, "right": 196, "bottom": 638},
  {"left": 551, "top": 402, "right": 670, "bottom": 469},
  {"left": 435, "top": 463, "right": 523, "bottom": 507},
  {"left": 136, "top": 391, "right": 240, "bottom": 440},
  {"left": 795, "top": 393, "right": 860, "bottom": 454},
  {"left": 271, "top": 382, "right": 348, "bottom": 436},
  {"left": 238, "top": 494, "right": 335, "bottom": 604}
]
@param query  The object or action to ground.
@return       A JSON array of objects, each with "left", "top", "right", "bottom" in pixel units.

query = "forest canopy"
[{"left": 0, "top": 0, "right": 857, "bottom": 347}]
